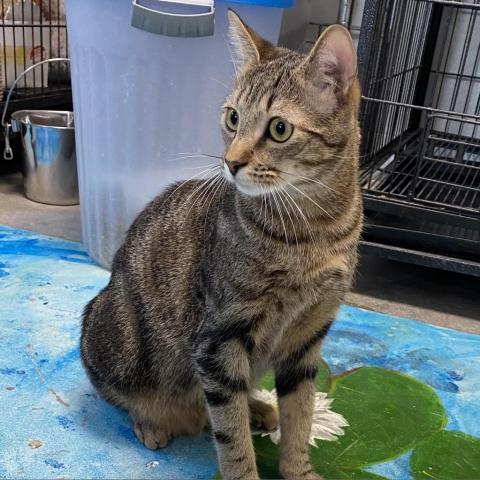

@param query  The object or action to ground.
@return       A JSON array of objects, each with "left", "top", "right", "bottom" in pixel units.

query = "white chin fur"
[
  {"left": 235, "top": 181, "right": 264, "bottom": 197},
  {"left": 223, "top": 165, "right": 265, "bottom": 197},
  {"left": 223, "top": 163, "right": 235, "bottom": 184}
]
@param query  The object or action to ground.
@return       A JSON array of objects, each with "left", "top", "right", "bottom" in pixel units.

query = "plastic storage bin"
[{"left": 66, "top": 0, "right": 292, "bottom": 268}]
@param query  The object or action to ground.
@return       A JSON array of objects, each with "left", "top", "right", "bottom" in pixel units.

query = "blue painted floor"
[{"left": 0, "top": 225, "right": 479, "bottom": 479}]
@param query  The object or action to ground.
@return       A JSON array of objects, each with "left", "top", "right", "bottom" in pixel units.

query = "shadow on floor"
[{"left": 352, "top": 254, "right": 480, "bottom": 324}]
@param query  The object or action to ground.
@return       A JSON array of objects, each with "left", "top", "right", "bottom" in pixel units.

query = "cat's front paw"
[{"left": 249, "top": 397, "right": 279, "bottom": 432}]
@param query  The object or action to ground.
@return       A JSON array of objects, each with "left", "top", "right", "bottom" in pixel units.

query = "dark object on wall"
[{"left": 356, "top": 0, "right": 480, "bottom": 276}]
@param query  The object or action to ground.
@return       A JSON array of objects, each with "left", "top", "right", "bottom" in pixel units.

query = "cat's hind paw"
[{"left": 133, "top": 420, "right": 170, "bottom": 450}]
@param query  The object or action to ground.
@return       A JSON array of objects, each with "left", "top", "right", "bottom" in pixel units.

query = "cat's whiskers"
[
  {"left": 168, "top": 155, "right": 211, "bottom": 163},
  {"left": 261, "top": 187, "right": 272, "bottom": 241},
  {"left": 171, "top": 152, "right": 222, "bottom": 158},
  {"left": 277, "top": 184, "right": 315, "bottom": 244},
  {"left": 183, "top": 172, "right": 222, "bottom": 218},
  {"left": 161, "top": 165, "right": 221, "bottom": 207},
  {"left": 276, "top": 169, "right": 338, "bottom": 195},
  {"left": 169, "top": 152, "right": 223, "bottom": 163},
  {"left": 194, "top": 176, "right": 216, "bottom": 211},
  {"left": 257, "top": 185, "right": 266, "bottom": 236},
  {"left": 209, "top": 76, "right": 231, "bottom": 92},
  {"left": 203, "top": 176, "right": 226, "bottom": 239},
  {"left": 169, "top": 154, "right": 206, "bottom": 161},
  {"left": 186, "top": 170, "right": 225, "bottom": 217},
  {"left": 289, "top": 192, "right": 315, "bottom": 243},
  {"left": 328, "top": 153, "right": 370, "bottom": 161},
  {"left": 266, "top": 189, "right": 275, "bottom": 242},
  {"left": 282, "top": 179, "right": 335, "bottom": 221},
  {"left": 184, "top": 163, "right": 219, "bottom": 171},
  {"left": 270, "top": 188, "right": 290, "bottom": 249},
  {"left": 274, "top": 184, "right": 299, "bottom": 249},
  {"left": 248, "top": 139, "right": 298, "bottom": 247},
  {"left": 260, "top": 185, "right": 269, "bottom": 238},
  {"left": 194, "top": 173, "right": 222, "bottom": 209},
  {"left": 204, "top": 175, "right": 227, "bottom": 226},
  {"left": 199, "top": 173, "right": 224, "bottom": 211}
]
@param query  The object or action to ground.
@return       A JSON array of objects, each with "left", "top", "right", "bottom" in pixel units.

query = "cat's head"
[{"left": 221, "top": 11, "right": 360, "bottom": 199}]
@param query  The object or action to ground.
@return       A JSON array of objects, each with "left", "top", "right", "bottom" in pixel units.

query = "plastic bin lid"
[{"left": 227, "top": 0, "right": 293, "bottom": 7}]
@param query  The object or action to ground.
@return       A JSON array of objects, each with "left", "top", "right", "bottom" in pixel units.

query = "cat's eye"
[
  {"left": 268, "top": 118, "right": 293, "bottom": 142},
  {"left": 225, "top": 108, "right": 239, "bottom": 131}
]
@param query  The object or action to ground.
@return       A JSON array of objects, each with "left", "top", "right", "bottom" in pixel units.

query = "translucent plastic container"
[{"left": 66, "top": 0, "right": 291, "bottom": 268}]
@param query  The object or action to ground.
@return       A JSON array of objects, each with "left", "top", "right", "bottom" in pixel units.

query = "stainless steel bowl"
[{"left": 11, "top": 110, "right": 78, "bottom": 205}]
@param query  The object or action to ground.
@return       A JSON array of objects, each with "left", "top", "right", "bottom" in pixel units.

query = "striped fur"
[{"left": 81, "top": 12, "right": 362, "bottom": 480}]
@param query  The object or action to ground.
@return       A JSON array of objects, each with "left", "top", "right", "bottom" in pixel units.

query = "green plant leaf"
[
  {"left": 253, "top": 437, "right": 388, "bottom": 480},
  {"left": 215, "top": 366, "right": 448, "bottom": 479},
  {"left": 260, "top": 370, "right": 276, "bottom": 391},
  {"left": 339, "top": 469, "right": 389, "bottom": 479},
  {"left": 316, "top": 367, "right": 447, "bottom": 469},
  {"left": 320, "top": 466, "right": 389, "bottom": 479},
  {"left": 410, "top": 430, "right": 480, "bottom": 479},
  {"left": 254, "top": 435, "right": 281, "bottom": 478},
  {"left": 253, "top": 431, "right": 389, "bottom": 480},
  {"left": 316, "top": 358, "right": 331, "bottom": 392},
  {"left": 213, "top": 431, "right": 282, "bottom": 479}
]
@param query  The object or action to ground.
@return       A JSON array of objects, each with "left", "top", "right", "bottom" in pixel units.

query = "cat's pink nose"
[{"left": 225, "top": 159, "right": 247, "bottom": 176}]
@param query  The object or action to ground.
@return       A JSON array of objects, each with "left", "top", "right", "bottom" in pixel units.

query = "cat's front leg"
[
  {"left": 275, "top": 348, "right": 321, "bottom": 480},
  {"left": 194, "top": 338, "right": 259, "bottom": 480},
  {"left": 274, "top": 312, "right": 334, "bottom": 480}
]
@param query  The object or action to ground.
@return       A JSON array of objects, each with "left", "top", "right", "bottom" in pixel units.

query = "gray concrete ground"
[
  {"left": 1, "top": 173, "right": 479, "bottom": 333},
  {"left": 0, "top": 173, "right": 81, "bottom": 242},
  {"left": 349, "top": 256, "right": 480, "bottom": 334}
]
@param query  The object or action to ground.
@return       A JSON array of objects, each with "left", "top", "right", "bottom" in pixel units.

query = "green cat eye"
[
  {"left": 269, "top": 118, "right": 293, "bottom": 142},
  {"left": 225, "top": 108, "right": 239, "bottom": 131}
]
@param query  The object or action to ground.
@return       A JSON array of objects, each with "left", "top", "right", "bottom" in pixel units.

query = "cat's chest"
[
  {"left": 250, "top": 273, "right": 321, "bottom": 346},
  {"left": 263, "top": 256, "right": 332, "bottom": 302}
]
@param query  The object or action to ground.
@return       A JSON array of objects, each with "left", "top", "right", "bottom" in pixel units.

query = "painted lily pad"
[
  {"left": 253, "top": 436, "right": 389, "bottom": 480},
  {"left": 218, "top": 366, "right": 449, "bottom": 479},
  {"left": 320, "top": 466, "right": 389, "bottom": 480},
  {"left": 317, "top": 367, "right": 448, "bottom": 470},
  {"left": 410, "top": 430, "right": 480, "bottom": 479}
]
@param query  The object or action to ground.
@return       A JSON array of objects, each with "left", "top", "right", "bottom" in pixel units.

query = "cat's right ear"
[
  {"left": 302, "top": 24, "right": 357, "bottom": 96},
  {"left": 227, "top": 10, "right": 273, "bottom": 66}
]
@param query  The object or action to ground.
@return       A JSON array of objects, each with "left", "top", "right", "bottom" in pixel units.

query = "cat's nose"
[{"left": 225, "top": 159, "right": 247, "bottom": 176}]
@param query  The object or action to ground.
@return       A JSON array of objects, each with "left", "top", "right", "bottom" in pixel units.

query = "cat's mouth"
[{"left": 223, "top": 162, "right": 279, "bottom": 197}]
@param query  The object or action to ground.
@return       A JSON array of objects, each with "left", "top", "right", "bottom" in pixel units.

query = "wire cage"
[
  {"left": 303, "top": 0, "right": 363, "bottom": 53},
  {"left": 353, "top": 0, "right": 480, "bottom": 275},
  {"left": 358, "top": 0, "right": 480, "bottom": 216},
  {"left": 0, "top": 0, "right": 70, "bottom": 113}
]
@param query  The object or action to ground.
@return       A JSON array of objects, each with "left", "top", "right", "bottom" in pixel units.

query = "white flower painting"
[{"left": 251, "top": 388, "right": 349, "bottom": 446}]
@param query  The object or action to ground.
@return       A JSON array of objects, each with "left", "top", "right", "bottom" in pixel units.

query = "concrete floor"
[
  {"left": 350, "top": 256, "right": 480, "bottom": 334},
  {"left": 0, "top": 173, "right": 81, "bottom": 242},
  {"left": 1, "top": 172, "right": 479, "bottom": 333}
]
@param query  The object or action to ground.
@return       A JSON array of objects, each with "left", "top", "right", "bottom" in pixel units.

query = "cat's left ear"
[
  {"left": 227, "top": 10, "right": 273, "bottom": 66},
  {"left": 302, "top": 25, "right": 357, "bottom": 95}
]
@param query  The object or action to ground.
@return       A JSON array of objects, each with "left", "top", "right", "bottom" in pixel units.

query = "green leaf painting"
[
  {"left": 317, "top": 367, "right": 447, "bottom": 469},
  {"left": 410, "top": 431, "right": 480, "bottom": 480},
  {"left": 215, "top": 361, "right": 479, "bottom": 479}
]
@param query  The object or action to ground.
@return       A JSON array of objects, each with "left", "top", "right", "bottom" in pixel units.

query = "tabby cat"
[{"left": 81, "top": 11, "right": 362, "bottom": 480}]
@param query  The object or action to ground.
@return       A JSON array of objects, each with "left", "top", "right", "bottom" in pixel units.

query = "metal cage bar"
[
  {"left": 0, "top": 0, "right": 70, "bottom": 114},
  {"left": 358, "top": 0, "right": 480, "bottom": 219}
]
